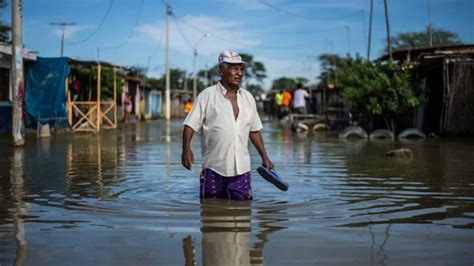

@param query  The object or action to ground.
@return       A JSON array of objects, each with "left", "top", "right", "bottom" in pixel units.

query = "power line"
[
  {"left": 258, "top": 0, "right": 362, "bottom": 22},
  {"left": 145, "top": 26, "right": 165, "bottom": 72},
  {"left": 258, "top": 0, "right": 317, "bottom": 21},
  {"left": 170, "top": 4, "right": 351, "bottom": 37},
  {"left": 171, "top": 14, "right": 193, "bottom": 50},
  {"left": 240, "top": 26, "right": 348, "bottom": 35},
  {"left": 99, "top": 0, "right": 144, "bottom": 52},
  {"left": 49, "top": 22, "right": 76, "bottom": 56},
  {"left": 173, "top": 13, "right": 320, "bottom": 51},
  {"left": 67, "top": 0, "right": 114, "bottom": 45}
]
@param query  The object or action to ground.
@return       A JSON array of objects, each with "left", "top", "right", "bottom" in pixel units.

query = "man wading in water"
[{"left": 181, "top": 50, "right": 274, "bottom": 200}]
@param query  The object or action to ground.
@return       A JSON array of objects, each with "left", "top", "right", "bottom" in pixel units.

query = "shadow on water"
[
  {"left": 0, "top": 120, "right": 473, "bottom": 265},
  {"left": 182, "top": 199, "right": 288, "bottom": 266}
]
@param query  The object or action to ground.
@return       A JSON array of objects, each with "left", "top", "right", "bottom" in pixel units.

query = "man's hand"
[
  {"left": 181, "top": 148, "right": 194, "bottom": 170},
  {"left": 262, "top": 158, "right": 275, "bottom": 170}
]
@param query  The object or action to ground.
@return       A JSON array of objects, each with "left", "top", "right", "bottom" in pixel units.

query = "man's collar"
[{"left": 218, "top": 81, "right": 241, "bottom": 95}]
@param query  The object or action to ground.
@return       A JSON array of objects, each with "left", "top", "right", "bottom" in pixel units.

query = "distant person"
[
  {"left": 293, "top": 83, "right": 309, "bottom": 114},
  {"left": 275, "top": 90, "right": 284, "bottom": 118},
  {"left": 182, "top": 50, "right": 274, "bottom": 201},
  {"left": 184, "top": 98, "right": 193, "bottom": 115},
  {"left": 140, "top": 94, "right": 146, "bottom": 121},
  {"left": 122, "top": 92, "right": 132, "bottom": 123},
  {"left": 281, "top": 89, "right": 292, "bottom": 117},
  {"left": 70, "top": 75, "right": 81, "bottom": 101}
]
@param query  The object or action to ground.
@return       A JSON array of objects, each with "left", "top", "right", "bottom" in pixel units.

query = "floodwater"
[{"left": 0, "top": 120, "right": 473, "bottom": 265}]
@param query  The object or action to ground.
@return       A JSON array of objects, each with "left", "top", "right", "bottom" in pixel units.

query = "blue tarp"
[{"left": 25, "top": 57, "right": 70, "bottom": 127}]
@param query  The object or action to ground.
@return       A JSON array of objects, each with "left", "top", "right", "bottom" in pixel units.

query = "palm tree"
[{"left": 240, "top": 53, "right": 267, "bottom": 86}]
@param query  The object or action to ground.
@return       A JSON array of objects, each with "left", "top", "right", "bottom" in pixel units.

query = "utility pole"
[
  {"left": 193, "top": 48, "right": 197, "bottom": 99},
  {"left": 427, "top": 0, "right": 433, "bottom": 47},
  {"left": 367, "top": 0, "right": 374, "bottom": 60},
  {"left": 192, "top": 33, "right": 210, "bottom": 100},
  {"left": 12, "top": 0, "right": 24, "bottom": 146},
  {"left": 383, "top": 0, "right": 393, "bottom": 61},
  {"left": 165, "top": 0, "right": 171, "bottom": 121},
  {"left": 345, "top": 25, "right": 351, "bottom": 55},
  {"left": 49, "top": 22, "right": 76, "bottom": 57},
  {"left": 204, "top": 64, "right": 208, "bottom": 87}
]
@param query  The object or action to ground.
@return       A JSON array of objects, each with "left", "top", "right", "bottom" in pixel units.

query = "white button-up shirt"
[
  {"left": 183, "top": 82, "right": 263, "bottom": 177},
  {"left": 293, "top": 88, "right": 309, "bottom": 108}
]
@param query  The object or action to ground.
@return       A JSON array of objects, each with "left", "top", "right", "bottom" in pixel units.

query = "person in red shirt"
[{"left": 281, "top": 89, "right": 292, "bottom": 117}]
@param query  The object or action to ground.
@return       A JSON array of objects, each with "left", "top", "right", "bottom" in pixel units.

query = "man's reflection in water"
[
  {"left": 183, "top": 199, "right": 288, "bottom": 266},
  {"left": 202, "top": 200, "right": 251, "bottom": 265}
]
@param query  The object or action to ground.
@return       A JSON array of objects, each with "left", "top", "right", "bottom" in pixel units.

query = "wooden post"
[
  {"left": 165, "top": 0, "right": 171, "bottom": 121},
  {"left": 66, "top": 77, "right": 72, "bottom": 126},
  {"left": 11, "top": 0, "right": 25, "bottom": 146},
  {"left": 367, "top": 0, "right": 373, "bottom": 60},
  {"left": 97, "top": 63, "right": 101, "bottom": 131},
  {"left": 383, "top": 0, "right": 393, "bottom": 61},
  {"left": 113, "top": 67, "right": 117, "bottom": 128}
]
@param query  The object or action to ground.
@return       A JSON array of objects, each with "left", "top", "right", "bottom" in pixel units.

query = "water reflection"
[
  {"left": 335, "top": 138, "right": 474, "bottom": 229},
  {"left": 10, "top": 148, "right": 27, "bottom": 266},
  {"left": 0, "top": 121, "right": 473, "bottom": 265},
  {"left": 0, "top": 148, "right": 27, "bottom": 265},
  {"left": 66, "top": 133, "right": 119, "bottom": 199},
  {"left": 182, "top": 200, "right": 288, "bottom": 266}
]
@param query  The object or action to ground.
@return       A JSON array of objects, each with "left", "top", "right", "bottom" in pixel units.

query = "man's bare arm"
[
  {"left": 182, "top": 126, "right": 195, "bottom": 170},
  {"left": 249, "top": 131, "right": 274, "bottom": 169}
]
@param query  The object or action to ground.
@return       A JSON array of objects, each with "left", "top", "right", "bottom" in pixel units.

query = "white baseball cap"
[{"left": 218, "top": 50, "right": 246, "bottom": 64}]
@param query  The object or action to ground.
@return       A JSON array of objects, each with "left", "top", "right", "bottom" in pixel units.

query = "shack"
[
  {"left": 0, "top": 43, "right": 37, "bottom": 133},
  {"left": 140, "top": 84, "right": 163, "bottom": 119},
  {"left": 379, "top": 44, "right": 474, "bottom": 136},
  {"left": 25, "top": 57, "right": 126, "bottom": 132},
  {"left": 171, "top": 89, "right": 192, "bottom": 118}
]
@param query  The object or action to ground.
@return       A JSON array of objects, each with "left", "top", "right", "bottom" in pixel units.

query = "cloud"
[
  {"left": 135, "top": 15, "right": 323, "bottom": 87},
  {"left": 296, "top": 1, "right": 366, "bottom": 11},
  {"left": 255, "top": 56, "right": 321, "bottom": 89},
  {"left": 52, "top": 24, "right": 96, "bottom": 38},
  {"left": 222, "top": 0, "right": 365, "bottom": 13},
  {"left": 215, "top": 0, "right": 275, "bottom": 11},
  {"left": 136, "top": 15, "right": 260, "bottom": 56}
]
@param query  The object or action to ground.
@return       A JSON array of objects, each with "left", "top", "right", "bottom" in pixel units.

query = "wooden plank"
[
  {"left": 113, "top": 67, "right": 117, "bottom": 128},
  {"left": 97, "top": 63, "right": 101, "bottom": 132},
  {"left": 72, "top": 104, "right": 97, "bottom": 130}
]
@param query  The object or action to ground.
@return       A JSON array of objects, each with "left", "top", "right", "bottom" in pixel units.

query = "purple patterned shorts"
[{"left": 200, "top": 168, "right": 253, "bottom": 201}]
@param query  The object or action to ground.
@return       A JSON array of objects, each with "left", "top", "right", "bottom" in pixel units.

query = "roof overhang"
[{"left": 0, "top": 43, "right": 38, "bottom": 61}]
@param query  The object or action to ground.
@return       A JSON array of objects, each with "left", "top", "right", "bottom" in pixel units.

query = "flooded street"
[{"left": 1, "top": 120, "right": 473, "bottom": 265}]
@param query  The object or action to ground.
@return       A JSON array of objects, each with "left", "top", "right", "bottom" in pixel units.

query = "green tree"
[
  {"left": 156, "top": 68, "right": 187, "bottom": 90},
  {"left": 390, "top": 27, "right": 463, "bottom": 50},
  {"left": 198, "top": 65, "right": 219, "bottom": 86},
  {"left": 295, "top": 77, "right": 309, "bottom": 85},
  {"left": 272, "top": 77, "right": 296, "bottom": 90},
  {"left": 240, "top": 53, "right": 267, "bottom": 85},
  {"left": 317, "top": 53, "right": 347, "bottom": 89},
  {"left": 0, "top": 0, "right": 10, "bottom": 43},
  {"left": 146, "top": 77, "right": 162, "bottom": 89},
  {"left": 71, "top": 64, "right": 125, "bottom": 100},
  {"left": 339, "top": 56, "right": 419, "bottom": 131},
  {"left": 127, "top": 66, "right": 147, "bottom": 80},
  {"left": 246, "top": 84, "right": 264, "bottom": 99}
]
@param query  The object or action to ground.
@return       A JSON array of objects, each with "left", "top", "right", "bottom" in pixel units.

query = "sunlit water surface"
[{"left": 1, "top": 120, "right": 473, "bottom": 265}]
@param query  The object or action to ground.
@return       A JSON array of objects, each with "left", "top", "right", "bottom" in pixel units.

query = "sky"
[{"left": 2, "top": 0, "right": 473, "bottom": 89}]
